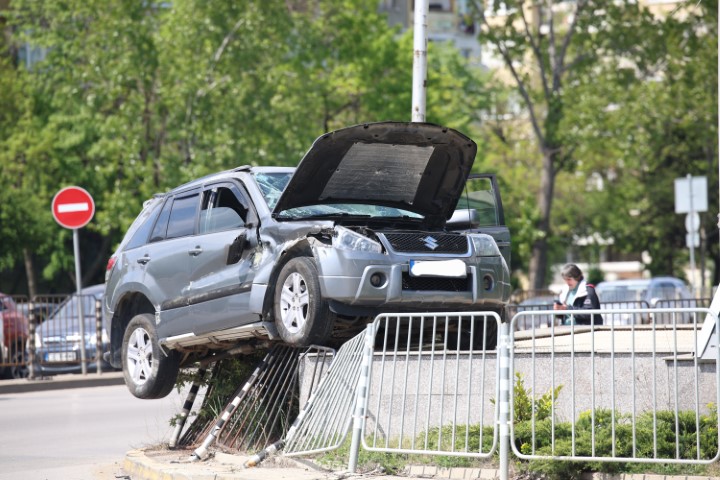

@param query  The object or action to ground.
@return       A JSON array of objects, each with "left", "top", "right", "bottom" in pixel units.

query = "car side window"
[
  {"left": 165, "top": 193, "right": 200, "bottom": 239},
  {"left": 125, "top": 200, "right": 163, "bottom": 250},
  {"left": 198, "top": 185, "right": 249, "bottom": 234},
  {"left": 149, "top": 198, "right": 173, "bottom": 243}
]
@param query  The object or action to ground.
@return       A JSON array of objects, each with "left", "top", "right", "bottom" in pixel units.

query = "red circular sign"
[{"left": 52, "top": 186, "right": 95, "bottom": 229}]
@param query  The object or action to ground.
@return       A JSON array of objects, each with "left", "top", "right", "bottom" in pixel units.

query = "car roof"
[{"left": 161, "top": 166, "right": 296, "bottom": 195}]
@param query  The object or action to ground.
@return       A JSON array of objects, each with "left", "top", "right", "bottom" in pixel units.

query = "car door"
[
  {"left": 139, "top": 189, "right": 200, "bottom": 338},
  {"left": 451, "top": 174, "right": 512, "bottom": 268},
  {"left": 189, "top": 182, "right": 259, "bottom": 335}
]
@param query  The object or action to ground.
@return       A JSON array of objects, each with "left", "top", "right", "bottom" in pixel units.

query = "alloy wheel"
[
  {"left": 279, "top": 272, "right": 310, "bottom": 334},
  {"left": 126, "top": 327, "right": 153, "bottom": 386}
]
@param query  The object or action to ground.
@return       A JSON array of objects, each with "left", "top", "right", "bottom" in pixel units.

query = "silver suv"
[{"left": 103, "top": 122, "right": 512, "bottom": 399}]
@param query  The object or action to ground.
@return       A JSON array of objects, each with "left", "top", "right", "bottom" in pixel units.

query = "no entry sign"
[{"left": 52, "top": 186, "right": 95, "bottom": 229}]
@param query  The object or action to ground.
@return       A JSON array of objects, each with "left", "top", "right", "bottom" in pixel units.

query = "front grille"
[
  {"left": 402, "top": 273, "right": 471, "bottom": 292},
  {"left": 383, "top": 233, "right": 469, "bottom": 254}
]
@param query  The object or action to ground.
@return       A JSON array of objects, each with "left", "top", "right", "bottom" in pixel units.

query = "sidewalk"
[
  {"left": 122, "top": 448, "right": 500, "bottom": 480},
  {"left": 122, "top": 448, "right": 716, "bottom": 480},
  {"left": 0, "top": 371, "right": 125, "bottom": 394}
]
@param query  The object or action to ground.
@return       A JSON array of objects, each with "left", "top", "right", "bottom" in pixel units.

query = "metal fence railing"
[
  {"left": 359, "top": 313, "right": 500, "bottom": 459},
  {"left": 509, "top": 308, "right": 720, "bottom": 468},
  {"left": 0, "top": 294, "right": 30, "bottom": 379},
  {"left": 0, "top": 293, "right": 109, "bottom": 379},
  {"left": 506, "top": 300, "right": 653, "bottom": 330}
]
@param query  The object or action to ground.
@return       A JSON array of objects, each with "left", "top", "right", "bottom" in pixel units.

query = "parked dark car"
[
  {"left": 104, "top": 122, "right": 512, "bottom": 399},
  {"left": 0, "top": 294, "right": 29, "bottom": 379},
  {"left": 35, "top": 284, "right": 114, "bottom": 375}
]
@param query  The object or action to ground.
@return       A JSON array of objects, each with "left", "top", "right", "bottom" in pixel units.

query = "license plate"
[
  {"left": 47, "top": 352, "right": 77, "bottom": 362},
  {"left": 409, "top": 259, "right": 467, "bottom": 278}
]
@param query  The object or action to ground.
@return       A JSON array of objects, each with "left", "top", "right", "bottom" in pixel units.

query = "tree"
[
  {"left": 558, "top": 0, "right": 718, "bottom": 285},
  {"left": 469, "top": 0, "right": 715, "bottom": 288}
]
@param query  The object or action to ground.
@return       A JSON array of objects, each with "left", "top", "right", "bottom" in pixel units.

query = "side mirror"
[
  {"left": 447, "top": 208, "right": 479, "bottom": 228},
  {"left": 226, "top": 232, "right": 248, "bottom": 265}
]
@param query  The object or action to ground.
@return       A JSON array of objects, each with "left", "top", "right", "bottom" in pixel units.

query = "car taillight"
[{"left": 105, "top": 256, "right": 117, "bottom": 282}]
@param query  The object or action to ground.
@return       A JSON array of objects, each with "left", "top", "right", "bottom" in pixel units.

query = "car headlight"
[
  {"left": 333, "top": 226, "right": 382, "bottom": 253},
  {"left": 469, "top": 234, "right": 501, "bottom": 257}
]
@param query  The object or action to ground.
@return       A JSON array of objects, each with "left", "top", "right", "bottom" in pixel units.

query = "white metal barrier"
[
  {"left": 510, "top": 308, "right": 720, "bottom": 466},
  {"left": 358, "top": 313, "right": 501, "bottom": 459},
  {"left": 242, "top": 307, "right": 720, "bottom": 479}
]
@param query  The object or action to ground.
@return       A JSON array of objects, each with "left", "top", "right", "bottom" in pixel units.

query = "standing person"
[{"left": 553, "top": 264, "right": 603, "bottom": 325}]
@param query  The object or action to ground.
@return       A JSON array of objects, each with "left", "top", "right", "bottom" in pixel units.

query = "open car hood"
[{"left": 272, "top": 122, "right": 477, "bottom": 227}]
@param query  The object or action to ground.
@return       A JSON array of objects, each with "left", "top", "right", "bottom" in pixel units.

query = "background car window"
[
  {"left": 125, "top": 200, "right": 163, "bottom": 249},
  {"left": 165, "top": 193, "right": 199, "bottom": 239},
  {"left": 655, "top": 282, "right": 676, "bottom": 300},
  {"left": 149, "top": 198, "right": 173, "bottom": 243},
  {"left": 52, "top": 295, "right": 97, "bottom": 320},
  {"left": 198, "top": 186, "right": 248, "bottom": 234}
]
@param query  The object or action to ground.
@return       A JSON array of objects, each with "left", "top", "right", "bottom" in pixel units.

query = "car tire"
[
  {"left": 121, "top": 313, "right": 180, "bottom": 399},
  {"left": 274, "top": 257, "right": 335, "bottom": 347}
]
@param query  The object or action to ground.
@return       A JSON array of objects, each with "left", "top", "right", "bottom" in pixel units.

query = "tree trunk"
[
  {"left": 528, "top": 150, "right": 556, "bottom": 289},
  {"left": 23, "top": 248, "right": 37, "bottom": 298}
]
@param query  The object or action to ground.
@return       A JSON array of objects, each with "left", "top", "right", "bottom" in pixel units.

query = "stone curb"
[
  {"left": 121, "top": 448, "right": 494, "bottom": 480},
  {"left": 0, "top": 371, "right": 125, "bottom": 394}
]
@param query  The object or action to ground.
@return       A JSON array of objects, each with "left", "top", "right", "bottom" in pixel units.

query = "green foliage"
[
  {"left": 515, "top": 406, "right": 719, "bottom": 479},
  {"left": 469, "top": 0, "right": 718, "bottom": 285},
  {"left": 0, "top": 0, "right": 716, "bottom": 293},
  {"left": 0, "top": 0, "right": 487, "bottom": 293},
  {"left": 175, "top": 355, "right": 260, "bottom": 424},
  {"left": 585, "top": 266, "right": 604, "bottom": 286}
]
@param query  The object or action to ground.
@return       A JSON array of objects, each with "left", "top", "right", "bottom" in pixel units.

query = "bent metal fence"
[{"left": 249, "top": 307, "right": 719, "bottom": 480}]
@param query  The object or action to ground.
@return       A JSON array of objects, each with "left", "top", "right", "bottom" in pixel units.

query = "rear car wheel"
[
  {"left": 274, "top": 257, "right": 335, "bottom": 346},
  {"left": 121, "top": 313, "right": 180, "bottom": 399}
]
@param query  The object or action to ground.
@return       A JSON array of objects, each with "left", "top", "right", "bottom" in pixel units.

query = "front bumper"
[{"left": 314, "top": 247, "right": 511, "bottom": 309}]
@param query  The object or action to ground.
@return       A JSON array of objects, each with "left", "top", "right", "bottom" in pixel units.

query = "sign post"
[
  {"left": 52, "top": 186, "right": 95, "bottom": 375},
  {"left": 411, "top": 0, "right": 429, "bottom": 122},
  {"left": 674, "top": 175, "right": 707, "bottom": 291}
]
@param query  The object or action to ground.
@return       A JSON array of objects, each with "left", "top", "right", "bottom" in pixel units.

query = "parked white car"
[{"left": 596, "top": 277, "right": 694, "bottom": 325}]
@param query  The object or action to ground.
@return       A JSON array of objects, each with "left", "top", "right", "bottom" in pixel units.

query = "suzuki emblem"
[{"left": 422, "top": 236, "right": 439, "bottom": 250}]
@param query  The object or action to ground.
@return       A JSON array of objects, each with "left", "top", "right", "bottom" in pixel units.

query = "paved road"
[{"left": 0, "top": 383, "right": 186, "bottom": 480}]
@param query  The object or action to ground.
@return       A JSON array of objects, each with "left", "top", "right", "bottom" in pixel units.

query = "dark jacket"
[{"left": 559, "top": 280, "right": 603, "bottom": 325}]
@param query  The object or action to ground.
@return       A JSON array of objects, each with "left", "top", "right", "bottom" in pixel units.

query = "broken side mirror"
[{"left": 226, "top": 232, "right": 248, "bottom": 265}]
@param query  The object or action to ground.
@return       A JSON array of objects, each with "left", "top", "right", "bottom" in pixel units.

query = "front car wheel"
[{"left": 273, "top": 257, "right": 335, "bottom": 347}]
